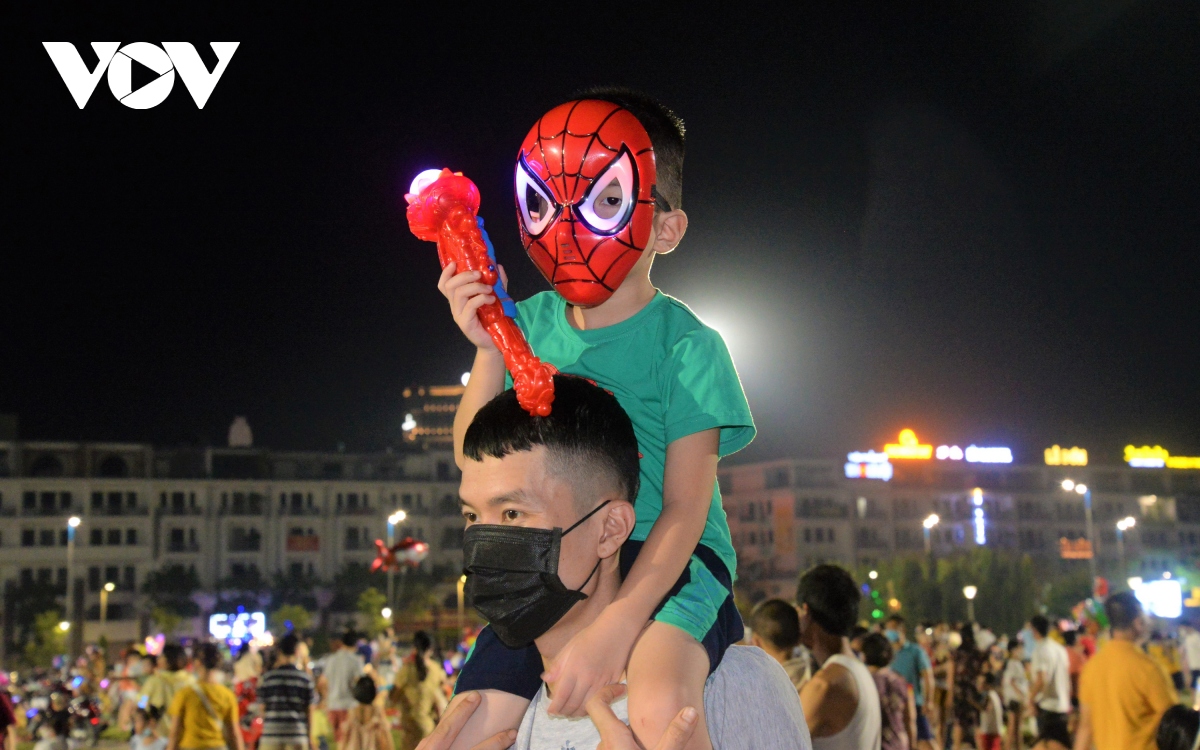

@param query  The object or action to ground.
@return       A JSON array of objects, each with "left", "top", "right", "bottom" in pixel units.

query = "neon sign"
[
  {"left": 209, "top": 612, "right": 266, "bottom": 642},
  {"left": 1124, "top": 445, "right": 1200, "bottom": 470},
  {"left": 885, "top": 430, "right": 933, "bottom": 460},
  {"left": 1130, "top": 579, "right": 1183, "bottom": 618},
  {"left": 972, "top": 488, "right": 986, "bottom": 544},
  {"left": 935, "top": 444, "right": 1012, "bottom": 464},
  {"left": 845, "top": 451, "right": 893, "bottom": 481},
  {"left": 1045, "top": 445, "right": 1088, "bottom": 467},
  {"left": 1059, "top": 538, "right": 1093, "bottom": 560}
]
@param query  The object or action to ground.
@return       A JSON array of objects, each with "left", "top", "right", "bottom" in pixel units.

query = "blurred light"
[
  {"left": 974, "top": 507, "right": 986, "bottom": 545},
  {"left": 68, "top": 516, "right": 81, "bottom": 528},
  {"left": 936, "top": 445, "right": 964, "bottom": 461},
  {"left": 1045, "top": 445, "right": 1088, "bottom": 466},
  {"left": 1126, "top": 445, "right": 1169, "bottom": 468},
  {"left": 869, "top": 570, "right": 878, "bottom": 580},
  {"left": 861, "top": 583, "right": 871, "bottom": 594},
  {"left": 972, "top": 488, "right": 983, "bottom": 506},
  {"left": 888, "top": 598, "right": 901, "bottom": 610},
  {"left": 871, "top": 609, "right": 883, "bottom": 619},
  {"left": 461, "top": 371, "right": 471, "bottom": 386},
  {"left": 401, "top": 413, "right": 416, "bottom": 432},
  {"left": 460, "top": 574, "right": 467, "bottom": 583},
  {"left": 388, "top": 510, "right": 407, "bottom": 525},
  {"left": 409, "top": 169, "right": 445, "bottom": 197},
  {"left": 1131, "top": 578, "right": 1182, "bottom": 618},
  {"left": 1128, "top": 576, "right": 1143, "bottom": 588},
  {"left": 965, "top": 445, "right": 1013, "bottom": 464},
  {"left": 1122, "top": 516, "right": 1137, "bottom": 530},
  {"left": 1075, "top": 484, "right": 1088, "bottom": 495},
  {"left": 1165, "top": 572, "right": 1172, "bottom": 579},
  {"left": 923, "top": 514, "right": 940, "bottom": 529},
  {"left": 1061, "top": 479, "right": 1075, "bottom": 492},
  {"left": 963, "top": 585, "right": 978, "bottom": 600},
  {"left": 847, "top": 451, "right": 889, "bottom": 464},
  {"left": 381, "top": 607, "right": 392, "bottom": 619},
  {"left": 58, "top": 621, "right": 70, "bottom": 631},
  {"left": 104, "top": 582, "right": 115, "bottom": 592},
  {"left": 845, "top": 460, "right": 893, "bottom": 481},
  {"left": 885, "top": 429, "right": 933, "bottom": 460}
]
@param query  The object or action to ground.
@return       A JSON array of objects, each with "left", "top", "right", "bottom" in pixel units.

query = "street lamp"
[
  {"left": 923, "top": 514, "right": 940, "bottom": 554},
  {"left": 1062, "top": 480, "right": 1098, "bottom": 585},
  {"left": 101, "top": 582, "right": 115, "bottom": 628},
  {"left": 1116, "top": 516, "right": 1137, "bottom": 578},
  {"left": 58, "top": 621, "right": 70, "bottom": 632},
  {"left": 386, "top": 510, "right": 407, "bottom": 615},
  {"left": 963, "top": 585, "right": 978, "bottom": 622},
  {"left": 457, "top": 574, "right": 467, "bottom": 636},
  {"left": 66, "top": 516, "right": 80, "bottom": 656},
  {"left": 381, "top": 607, "right": 392, "bottom": 621}
]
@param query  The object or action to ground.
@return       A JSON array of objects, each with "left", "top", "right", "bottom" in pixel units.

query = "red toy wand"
[{"left": 405, "top": 169, "right": 556, "bottom": 417}]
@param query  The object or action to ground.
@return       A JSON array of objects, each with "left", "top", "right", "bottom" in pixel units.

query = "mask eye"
[
  {"left": 577, "top": 148, "right": 637, "bottom": 235},
  {"left": 515, "top": 155, "right": 559, "bottom": 238}
]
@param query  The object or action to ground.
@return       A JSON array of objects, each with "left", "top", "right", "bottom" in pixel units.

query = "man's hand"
[
  {"left": 414, "top": 692, "right": 516, "bottom": 750},
  {"left": 586, "top": 685, "right": 697, "bottom": 750},
  {"left": 542, "top": 615, "right": 638, "bottom": 718},
  {"left": 437, "top": 262, "right": 507, "bottom": 353}
]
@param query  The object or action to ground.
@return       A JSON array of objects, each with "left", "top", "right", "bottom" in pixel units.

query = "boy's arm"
[
  {"left": 543, "top": 429, "right": 719, "bottom": 717},
  {"left": 452, "top": 348, "right": 507, "bottom": 468}
]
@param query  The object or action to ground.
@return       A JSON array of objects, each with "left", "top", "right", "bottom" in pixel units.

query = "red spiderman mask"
[{"left": 516, "top": 100, "right": 661, "bottom": 307}]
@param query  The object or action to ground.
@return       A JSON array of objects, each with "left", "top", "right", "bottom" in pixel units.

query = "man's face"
[
  {"left": 459, "top": 446, "right": 602, "bottom": 595},
  {"left": 885, "top": 622, "right": 903, "bottom": 643},
  {"left": 797, "top": 602, "right": 817, "bottom": 649}
]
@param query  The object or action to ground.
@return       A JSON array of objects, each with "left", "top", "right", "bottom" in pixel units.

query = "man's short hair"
[
  {"left": 1007, "top": 638, "right": 1022, "bottom": 653},
  {"left": 279, "top": 632, "right": 299, "bottom": 657},
  {"left": 341, "top": 629, "right": 358, "bottom": 648},
  {"left": 749, "top": 599, "right": 800, "bottom": 652},
  {"left": 196, "top": 642, "right": 221, "bottom": 670},
  {"left": 1105, "top": 591, "right": 1143, "bottom": 631},
  {"left": 162, "top": 643, "right": 188, "bottom": 671},
  {"left": 796, "top": 564, "right": 860, "bottom": 638},
  {"left": 885, "top": 614, "right": 905, "bottom": 629},
  {"left": 463, "top": 375, "right": 641, "bottom": 510},
  {"left": 861, "top": 633, "right": 894, "bottom": 668},
  {"left": 571, "top": 86, "right": 685, "bottom": 211},
  {"left": 1062, "top": 629, "right": 1077, "bottom": 646},
  {"left": 1030, "top": 615, "right": 1050, "bottom": 637}
]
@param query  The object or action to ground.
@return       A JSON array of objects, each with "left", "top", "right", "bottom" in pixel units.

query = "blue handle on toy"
[{"left": 476, "top": 216, "right": 518, "bottom": 319}]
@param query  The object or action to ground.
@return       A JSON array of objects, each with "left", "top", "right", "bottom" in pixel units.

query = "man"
[
  {"left": 1028, "top": 615, "right": 1071, "bottom": 749},
  {"left": 1182, "top": 623, "right": 1200, "bottom": 691},
  {"left": 1073, "top": 592, "right": 1176, "bottom": 750},
  {"left": 258, "top": 633, "right": 316, "bottom": 750},
  {"left": 439, "top": 376, "right": 811, "bottom": 750},
  {"left": 749, "top": 598, "right": 811, "bottom": 692},
  {"left": 797, "top": 565, "right": 881, "bottom": 750},
  {"left": 883, "top": 614, "right": 935, "bottom": 749},
  {"left": 139, "top": 644, "right": 194, "bottom": 737},
  {"left": 322, "top": 630, "right": 363, "bottom": 740}
]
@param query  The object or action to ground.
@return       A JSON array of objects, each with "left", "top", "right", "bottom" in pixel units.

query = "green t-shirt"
[{"left": 510, "top": 290, "right": 755, "bottom": 576}]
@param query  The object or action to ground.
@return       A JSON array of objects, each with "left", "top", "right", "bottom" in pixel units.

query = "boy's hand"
[
  {"left": 437, "top": 261, "right": 507, "bottom": 353},
  {"left": 542, "top": 613, "right": 638, "bottom": 718}
]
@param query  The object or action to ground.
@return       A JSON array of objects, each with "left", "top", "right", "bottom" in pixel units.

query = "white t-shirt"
[
  {"left": 323, "top": 648, "right": 364, "bottom": 711},
  {"left": 1183, "top": 631, "right": 1200, "bottom": 673},
  {"left": 1031, "top": 638, "right": 1071, "bottom": 713},
  {"left": 978, "top": 690, "right": 1004, "bottom": 735},
  {"left": 514, "top": 646, "right": 812, "bottom": 750},
  {"left": 1001, "top": 658, "right": 1029, "bottom": 705}
]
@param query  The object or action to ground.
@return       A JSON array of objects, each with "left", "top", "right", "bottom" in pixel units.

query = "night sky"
[{"left": 4, "top": 3, "right": 1199, "bottom": 465}]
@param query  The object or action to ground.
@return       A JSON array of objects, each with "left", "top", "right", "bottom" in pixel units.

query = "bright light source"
[
  {"left": 868, "top": 570, "right": 878, "bottom": 580},
  {"left": 885, "top": 429, "right": 934, "bottom": 460},
  {"left": 68, "top": 516, "right": 81, "bottom": 528},
  {"left": 1123, "top": 516, "right": 1137, "bottom": 529},
  {"left": 460, "top": 574, "right": 467, "bottom": 584},
  {"left": 963, "top": 586, "right": 978, "bottom": 600},
  {"left": 972, "top": 488, "right": 983, "bottom": 506},
  {"left": 58, "top": 621, "right": 70, "bottom": 632},
  {"left": 388, "top": 510, "right": 407, "bottom": 525},
  {"left": 1131, "top": 578, "right": 1182, "bottom": 618},
  {"left": 104, "top": 582, "right": 115, "bottom": 592},
  {"left": 401, "top": 413, "right": 416, "bottom": 432},
  {"left": 1061, "top": 479, "right": 1075, "bottom": 492},
  {"left": 974, "top": 507, "right": 987, "bottom": 545},
  {"left": 409, "top": 169, "right": 445, "bottom": 197},
  {"left": 1164, "top": 572, "right": 1172, "bottom": 579},
  {"left": 461, "top": 372, "right": 471, "bottom": 386},
  {"left": 1075, "top": 484, "right": 1088, "bottom": 495},
  {"left": 923, "top": 514, "right": 940, "bottom": 529},
  {"left": 381, "top": 607, "right": 392, "bottom": 619}
]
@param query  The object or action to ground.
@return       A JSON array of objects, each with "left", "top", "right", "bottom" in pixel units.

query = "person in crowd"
[
  {"left": 850, "top": 626, "right": 871, "bottom": 659},
  {"left": 975, "top": 672, "right": 1004, "bottom": 750},
  {"left": 1147, "top": 630, "right": 1185, "bottom": 693},
  {"left": 166, "top": 642, "right": 244, "bottom": 750},
  {"left": 750, "top": 599, "right": 811, "bottom": 692},
  {"left": 393, "top": 631, "right": 447, "bottom": 750},
  {"left": 233, "top": 643, "right": 263, "bottom": 688},
  {"left": 141, "top": 644, "right": 195, "bottom": 738},
  {"left": 131, "top": 706, "right": 168, "bottom": 750},
  {"left": 947, "top": 623, "right": 985, "bottom": 750},
  {"left": 0, "top": 679, "right": 18, "bottom": 750},
  {"left": 1000, "top": 639, "right": 1029, "bottom": 750},
  {"left": 323, "top": 630, "right": 365, "bottom": 741},
  {"left": 862, "top": 633, "right": 914, "bottom": 750},
  {"left": 1074, "top": 591, "right": 1177, "bottom": 750},
  {"left": 883, "top": 615, "right": 935, "bottom": 750},
  {"left": 33, "top": 713, "right": 68, "bottom": 750},
  {"left": 437, "top": 377, "right": 811, "bottom": 750},
  {"left": 340, "top": 677, "right": 393, "bottom": 750},
  {"left": 797, "top": 564, "right": 880, "bottom": 750},
  {"left": 1180, "top": 623, "right": 1200, "bottom": 692},
  {"left": 1028, "top": 615, "right": 1071, "bottom": 750},
  {"left": 1156, "top": 705, "right": 1200, "bottom": 750},
  {"left": 258, "top": 633, "right": 316, "bottom": 750}
]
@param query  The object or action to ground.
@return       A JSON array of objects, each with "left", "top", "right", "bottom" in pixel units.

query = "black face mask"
[{"left": 462, "top": 501, "right": 610, "bottom": 648}]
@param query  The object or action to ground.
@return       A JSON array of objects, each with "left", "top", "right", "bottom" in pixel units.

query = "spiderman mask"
[{"left": 516, "top": 100, "right": 666, "bottom": 308}]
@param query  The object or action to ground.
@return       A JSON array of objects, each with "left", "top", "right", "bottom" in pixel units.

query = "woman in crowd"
[
  {"left": 391, "top": 631, "right": 446, "bottom": 750},
  {"left": 947, "top": 623, "right": 987, "bottom": 750},
  {"left": 340, "top": 676, "right": 393, "bottom": 750},
  {"left": 862, "top": 633, "right": 915, "bottom": 750}
]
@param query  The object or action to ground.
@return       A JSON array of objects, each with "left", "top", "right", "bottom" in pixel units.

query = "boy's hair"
[
  {"left": 279, "top": 633, "right": 299, "bottom": 657},
  {"left": 341, "top": 629, "right": 358, "bottom": 648},
  {"left": 861, "top": 632, "right": 894, "bottom": 668},
  {"left": 749, "top": 599, "right": 801, "bottom": 651},
  {"left": 1030, "top": 615, "right": 1050, "bottom": 637},
  {"left": 1062, "top": 629, "right": 1077, "bottom": 646},
  {"left": 352, "top": 675, "right": 377, "bottom": 706},
  {"left": 135, "top": 706, "right": 162, "bottom": 723},
  {"left": 1157, "top": 705, "right": 1200, "bottom": 750},
  {"left": 196, "top": 642, "right": 221, "bottom": 670},
  {"left": 884, "top": 614, "right": 905, "bottom": 630},
  {"left": 1007, "top": 638, "right": 1022, "bottom": 653},
  {"left": 983, "top": 672, "right": 999, "bottom": 688},
  {"left": 1106, "top": 591, "right": 1143, "bottom": 631},
  {"left": 463, "top": 375, "right": 641, "bottom": 511},
  {"left": 572, "top": 86, "right": 686, "bottom": 211},
  {"left": 796, "top": 564, "right": 861, "bottom": 638},
  {"left": 162, "top": 643, "right": 188, "bottom": 671}
]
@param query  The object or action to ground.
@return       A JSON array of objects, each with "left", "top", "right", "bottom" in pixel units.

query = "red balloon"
[{"left": 406, "top": 169, "right": 556, "bottom": 416}]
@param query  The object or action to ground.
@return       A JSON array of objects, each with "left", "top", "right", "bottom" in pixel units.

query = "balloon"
[
  {"left": 406, "top": 169, "right": 556, "bottom": 417},
  {"left": 371, "top": 537, "right": 429, "bottom": 572}
]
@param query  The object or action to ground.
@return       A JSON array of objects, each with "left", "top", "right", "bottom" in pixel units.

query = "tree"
[
  {"left": 143, "top": 564, "right": 201, "bottom": 617},
  {"left": 6, "top": 580, "right": 63, "bottom": 651},
  {"left": 357, "top": 587, "right": 389, "bottom": 637},
  {"left": 270, "top": 604, "right": 314, "bottom": 635},
  {"left": 151, "top": 606, "right": 184, "bottom": 636},
  {"left": 332, "top": 563, "right": 387, "bottom": 611},
  {"left": 24, "top": 610, "right": 67, "bottom": 668}
]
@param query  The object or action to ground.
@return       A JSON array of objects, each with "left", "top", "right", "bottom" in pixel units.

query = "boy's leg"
[
  {"left": 444, "top": 625, "right": 541, "bottom": 750},
  {"left": 434, "top": 690, "right": 530, "bottom": 750},
  {"left": 626, "top": 621, "right": 713, "bottom": 750}
]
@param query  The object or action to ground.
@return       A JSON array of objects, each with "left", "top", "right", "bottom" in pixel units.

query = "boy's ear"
[
  {"left": 652, "top": 209, "right": 688, "bottom": 255},
  {"left": 596, "top": 499, "right": 636, "bottom": 558}
]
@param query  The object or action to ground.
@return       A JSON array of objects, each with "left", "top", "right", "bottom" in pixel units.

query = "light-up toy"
[{"left": 406, "top": 168, "right": 556, "bottom": 416}]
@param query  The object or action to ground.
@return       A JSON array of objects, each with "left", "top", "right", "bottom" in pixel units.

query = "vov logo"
[{"left": 43, "top": 42, "right": 239, "bottom": 109}]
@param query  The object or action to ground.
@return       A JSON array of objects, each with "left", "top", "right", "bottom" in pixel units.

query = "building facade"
[
  {"left": 721, "top": 456, "right": 1200, "bottom": 601},
  {"left": 0, "top": 439, "right": 466, "bottom": 643}
]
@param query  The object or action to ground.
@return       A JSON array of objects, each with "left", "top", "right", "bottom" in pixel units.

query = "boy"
[
  {"left": 975, "top": 672, "right": 1004, "bottom": 750},
  {"left": 439, "top": 87, "right": 754, "bottom": 750}
]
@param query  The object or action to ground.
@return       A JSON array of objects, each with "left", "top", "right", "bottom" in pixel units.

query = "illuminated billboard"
[
  {"left": 884, "top": 430, "right": 932, "bottom": 460},
  {"left": 1130, "top": 578, "right": 1183, "bottom": 618},
  {"left": 845, "top": 451, "right": 892, "bottom": 481},
  {"left": 1045, "top": 445, "right": 1088, "bottom": 467},
  {"left": 1125, "top": 445, "right": 1200, "bottom": 470},
  {"left": 209, "top": 611, "right": 266, "bottom": 642}
]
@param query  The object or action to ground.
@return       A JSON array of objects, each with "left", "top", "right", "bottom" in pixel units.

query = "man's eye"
[{"left": 503, "top": 509, "right": 521, "bottom": 521}]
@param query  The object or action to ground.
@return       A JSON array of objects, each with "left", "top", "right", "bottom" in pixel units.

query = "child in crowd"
[
  {"left": 1000, "top": 638, "right": 1028, "bottom": 750},
  {"left": 33, "top": 715, "right": 68, "bottom": 750},
  {"left": 131, "top": 707, "right": 167, "bottom": 750},
  {"left": 749, "top": 599, "right": 811, "bottom": 693},
  {"left": 1157, "top": 705, "right": 1200, "bottom": 750},
  {"left": 442, "top": 87, "right": 754, "bottom": 750},
  {"left": 862, "top": 633, "right": 916, "bottom": 750},
  {"left": 976, "top": 672, "right": 1005, "bottom": 750},
  {"left": 339, "top": 677, "right": 393, "bottom": 750}
]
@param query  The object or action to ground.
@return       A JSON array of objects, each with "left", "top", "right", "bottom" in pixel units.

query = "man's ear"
[
  {"left": 652, "top": 209, "right": 688, "bottom": 255},
  {"left": 596, "top": 500, "right": 636, "bottom": 559}
]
